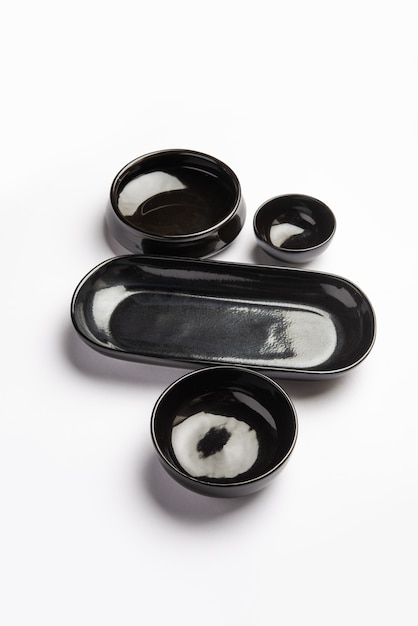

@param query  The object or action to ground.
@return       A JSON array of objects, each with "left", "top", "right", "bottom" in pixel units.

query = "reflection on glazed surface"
[
  {"left": 118, "top": 172, "right": 186, "bottom": 216},
  {"left": 117, "top": 168, "right": 237, "bottom": 236}
]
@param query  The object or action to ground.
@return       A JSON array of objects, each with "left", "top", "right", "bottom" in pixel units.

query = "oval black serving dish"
[
  {"left": 106, "top": 149, "right": 246, "bottom": 258},
  {"left": 71, "top": 255, "right": 376, "bottom": 380},
  {"left": 151, "top": 366, "right": 298, "bottom": 497}
]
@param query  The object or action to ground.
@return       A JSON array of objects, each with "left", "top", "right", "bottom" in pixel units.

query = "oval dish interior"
[{"left": 71, "top": 256, "right": 375, "bottom": 379}]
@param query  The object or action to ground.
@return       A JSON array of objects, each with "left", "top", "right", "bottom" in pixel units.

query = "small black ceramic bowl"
[
  {"left": 151, "top": 366, "right": 298, "bottom": 498},
  {"left": 254, "top": 194, "right": 336, "bottom": 263},
  {"left": 106, "top": 149, "right": 246, "bottom": 258}
]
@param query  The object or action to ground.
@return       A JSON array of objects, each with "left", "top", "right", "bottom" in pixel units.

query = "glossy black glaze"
[
  {"left": 254, "top": 194, "right": 336, "bottom": 263},
  {"left": 107, "top": 149, "right": 246, "bottom": 258},
  {"left": 151, "top": 366, "right": 298, "bottom": 497},
  {"left": 71, "top": 255, "right": 376, "bottom": 380}
]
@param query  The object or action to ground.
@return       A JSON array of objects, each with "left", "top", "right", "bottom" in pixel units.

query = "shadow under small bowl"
[
  {"left": 254, "top": 194, "right": 336, "bottom": 263},
  {"left": 106, "top": 149, "right": 246, "bottom": 258},
  {"left": 151, "top": 366, "right": 298, "bottom": 498}
]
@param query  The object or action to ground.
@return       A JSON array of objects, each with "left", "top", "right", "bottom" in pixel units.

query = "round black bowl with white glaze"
[
  {"left": 151, "top": 366, "right": 298, "bottom": 498},
  {"left": 106, "top": 149, "right": 246, "bottom": 258},
  {"left": 254, "top": 194, "right": 336, "bottom": 263}
]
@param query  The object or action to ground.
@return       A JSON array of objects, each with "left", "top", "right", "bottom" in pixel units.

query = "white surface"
[{"left": 1, "top": 1, "right": 417, "bottom": 624}]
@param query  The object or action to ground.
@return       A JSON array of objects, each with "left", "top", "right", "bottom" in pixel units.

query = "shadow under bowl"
[
  {"left": 151, "top": 366, "right": 298, "bottom": 498},
  {"left": 254, "top": 194, "right": 336, "bottom": 263},
  {"left": 106, "top": 149, "right": 246, "bottom": 258}
]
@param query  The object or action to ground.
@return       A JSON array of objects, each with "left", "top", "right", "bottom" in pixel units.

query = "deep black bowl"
[
  {"left": 151, "top": 366, "right": 298, "bottom": 498},
  {"left": 254, "top": 194, "right": 336, "bottom": 263},
  {"left": 106, "top": 149, "right": 246, "bottom": 258}
]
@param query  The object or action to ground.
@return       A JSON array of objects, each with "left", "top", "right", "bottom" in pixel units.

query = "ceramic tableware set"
[{"left": 71, "top": 149, "right": 376, "bottom": 498}]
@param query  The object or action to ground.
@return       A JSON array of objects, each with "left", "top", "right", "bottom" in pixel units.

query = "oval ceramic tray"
[{"left": 71, "top": 255, "right": 376, "bottom": 379}]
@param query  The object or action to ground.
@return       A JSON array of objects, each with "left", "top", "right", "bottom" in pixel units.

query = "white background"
[{"left": 1, "top": 1, "right": 417, "bottom": 624}]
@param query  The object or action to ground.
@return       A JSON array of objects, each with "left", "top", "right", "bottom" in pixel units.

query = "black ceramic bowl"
[
  {"left": 151, "top": 366, "right": 298, "bottom": 498},
  {"left": 106, "top": 149, "right": 246, "bottom": 258},
  {"left": 254, "top": 194, "right": 336, "bottom": 263}
]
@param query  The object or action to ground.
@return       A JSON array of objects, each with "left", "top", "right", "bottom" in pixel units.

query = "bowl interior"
[
  {"left": 152, "top": 367, "right": 297, "bottom": 486},
  {"left": 255, "top": 195, "right": 335, "bottom": 252},
  {"left": 111, "top": 151, "right": 240, "bottom": 238}
]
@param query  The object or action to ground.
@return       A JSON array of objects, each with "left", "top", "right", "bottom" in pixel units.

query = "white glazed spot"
[
  {"left": 270, "top": 223, "right": 304, "bottom": 248},
  {"left": 172, "top": 411, "right": 259, "bottom": 479},
  {"left": 118, "top": 172, "right": 186, "bottom": 216},
  {"left": 92, "top": 285, "right": 130, "bottom": 334}
]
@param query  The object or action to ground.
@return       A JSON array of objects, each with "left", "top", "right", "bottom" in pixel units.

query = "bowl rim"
[
  {"left": 253, "top": 193, "right": 336, "bottom": 254},
  {"left": 150, "top": 365, "right": 298, "bottom": 490},
  {"left": 109, "top": 148, "right": 243, "bottom": 242}
]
